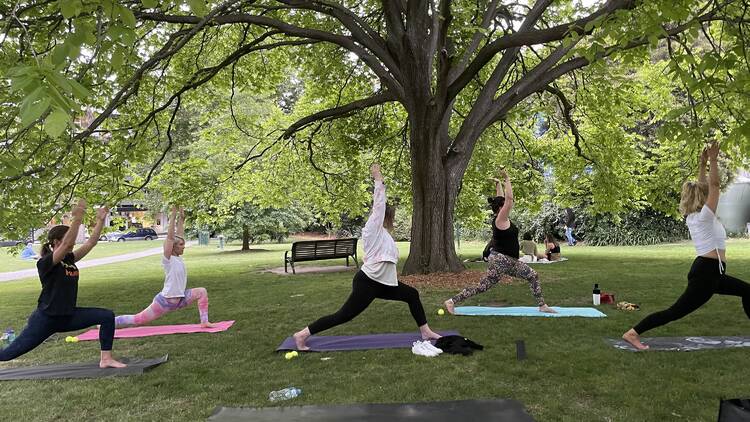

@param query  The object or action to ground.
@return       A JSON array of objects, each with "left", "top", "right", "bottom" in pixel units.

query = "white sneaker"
[
  {"left": 412, "top": 341, "right": 437, "bottom": 357},
  {"left": 416, "top": 341, "right": 439, "bottom": 357},
  {"left": 420, "top": 340, "right": 443, "bottom": 355}
]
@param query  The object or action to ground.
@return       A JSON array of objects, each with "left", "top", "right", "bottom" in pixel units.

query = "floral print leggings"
[{"left": 450, "top": 252, "right": 545, "bottom": 306}]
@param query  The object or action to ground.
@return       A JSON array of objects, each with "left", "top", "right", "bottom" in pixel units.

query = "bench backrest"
[{"left": 291, "top": 238, "right": 358, "bottom": 262}]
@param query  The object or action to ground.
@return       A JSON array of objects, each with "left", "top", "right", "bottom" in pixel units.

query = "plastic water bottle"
[{"left": 268, "top": 387, "right": 302, "bottom": 402}]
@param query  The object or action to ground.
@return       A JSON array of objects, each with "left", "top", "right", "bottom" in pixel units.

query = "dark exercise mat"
[
  {"left": 607, "top": 336, "right": 750, "bottom": 352},
  {"left": 208, "top": 399, "right": 535, "bottom": 422},
  {"left": 0, "top": 354, "right": 168, "bottom": 380},
  {"left": 276, "top": 331, "right": 460, "bottom": 352}
]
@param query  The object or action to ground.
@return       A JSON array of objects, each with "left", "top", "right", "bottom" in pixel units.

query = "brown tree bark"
[{"left": 242, "top": 224, "right": 250, "bottom": 251}]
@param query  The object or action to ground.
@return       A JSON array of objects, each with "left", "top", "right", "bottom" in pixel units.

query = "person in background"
[{"left": 20, "top": 242, "right": 40, "bottom": 260}]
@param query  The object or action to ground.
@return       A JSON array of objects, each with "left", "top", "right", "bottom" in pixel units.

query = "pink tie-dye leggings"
[{"left": 115, "top": 287, "right": 209, "bottom": 327}]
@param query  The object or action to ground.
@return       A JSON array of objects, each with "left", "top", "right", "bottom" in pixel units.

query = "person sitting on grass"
[
  {"left": 519, "top": 233, "right": 543, "bottom": 263},
  {"left": 115, "top": 206, "right": 214, "bottom": 328},
  {"left": 0, "top": 200, "right": 126, "bottom": 368},
  {"left": 20, "top": 242, "right": 40, "bottom": 260},
  {"left": 544, "top": 233, "right": 561, "bottom": 261}
]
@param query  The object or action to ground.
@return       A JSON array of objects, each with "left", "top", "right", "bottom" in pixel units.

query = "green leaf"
[
  {"left": 111, "top": 47, "right": 125, "bottom": 70},
  {"left": 44, "top": 108, "right": 70, "bottom": 138},
  {"left": 21, "top": 97, "right": 51, "bottom": 126},
  {"left": 188, "top": 0, "right": 208, "bottom": 16},
  {"left": 10, "top": 75, "right": 35, "bottom": 93},
  {"left": 117, "top": 5, "right": 136, "bottom": 28},
  {"left": 51, "top": 44, "right": 69, "bottom": 65},
  {"left": 59, "top": 0, "right": 82, "bottom": 19},
  {"left": 664, "top": 106, "right": 691, "bottom": 120},
  {"left": 68, "top": 79, "right": 90, "bottom": 100},
  {"left": 141, "top": 0, "right": 158, "bottom": 7}
]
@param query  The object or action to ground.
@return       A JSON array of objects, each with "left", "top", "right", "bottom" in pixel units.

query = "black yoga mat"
[
  {"left": 607, "top": 336, "right": 750, "bottom": 352},
  {"left": 0, "top": 355, "right": 168, "bottom": 380},
  {"left": 208, "top": 399, "right": 535, "bottom": 421}
]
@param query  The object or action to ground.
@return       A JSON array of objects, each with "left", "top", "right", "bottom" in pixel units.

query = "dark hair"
[
  {"left": 383, "top": 204, "right": 396, "bottom": 231},
  {"left": 41, "top": 225, "right": 69, "bottom": 257},
  {"left": 544, "top": 233, "right": 558, "bottom": 245},
  {"left": 488, "top": 196, "right": 505, "bottom": 214},
  {"left": 522, "top": 232, "right": 532, "bottom": 241}
]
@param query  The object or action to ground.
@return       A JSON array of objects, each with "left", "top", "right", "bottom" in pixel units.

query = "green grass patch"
[{"left": 1, "top": 240, "right": 749, "bottom": 421}]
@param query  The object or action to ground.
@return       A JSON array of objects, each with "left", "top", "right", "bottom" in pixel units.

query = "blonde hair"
[{"left": 679, "top": 181, "right": 708, "bottom": 216}]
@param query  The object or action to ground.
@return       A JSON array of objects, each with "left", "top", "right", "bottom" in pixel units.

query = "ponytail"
[
  {"left": 41, "top": 225, "right": 70, "bottom": 257},
  {"left": 40, "top": 242, "right": 53, "bottom": 257}
]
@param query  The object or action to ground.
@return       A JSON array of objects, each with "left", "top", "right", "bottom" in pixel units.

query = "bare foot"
[
  {"left": 539, "top": 304, "right": 557, "bottom": 314},
  {"left": 293, "top": 329, "right": 310, "bottom": 351},
  {"left": 200, "top": 322, "right": 216, "bottom": 328},
  {"left": 444, "top": 299, "right": 455, "bottom": 315},
  {"left": 622, "top": 329, "right": 649, "bottom": 350},
  {"left": 99, "top": 357, "right": 127, "bottom": 368},
  {"left": 420, "top": 326, "right": 442, "bottom": 341}
]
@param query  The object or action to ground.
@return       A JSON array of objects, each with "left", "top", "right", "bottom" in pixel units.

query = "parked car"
[
  {"left": 0, "top": 239, "right": 27, "bottom": 247},
  {"left": 99, "top": 231, "right": 123, "bottom": 242},
  {"left": 114, "top": 228, "right": 159, "bottom": 242}
]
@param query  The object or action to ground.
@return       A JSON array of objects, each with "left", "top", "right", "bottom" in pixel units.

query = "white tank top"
[{"left": 686, "top": 205, "right": 726, "bottom": 256}]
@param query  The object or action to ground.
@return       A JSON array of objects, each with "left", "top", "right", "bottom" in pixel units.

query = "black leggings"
[
  {"left": 0, "top": 307, "right": 115, "bottom": 361},
  {"left": 308, "top": 270, "right": 428, "bottom": 335},
  {"left": 634, "top": 257, "right": 750, "bottom": 334}
]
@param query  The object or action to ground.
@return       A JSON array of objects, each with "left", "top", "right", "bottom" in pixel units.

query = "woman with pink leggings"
[{"left": 115, "top": 207, "right": 213, "bottom": 328}]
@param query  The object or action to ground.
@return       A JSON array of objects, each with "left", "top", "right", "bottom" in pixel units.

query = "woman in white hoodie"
[{"left": 292, "top": 164, "right": 441, "bottom": 350}]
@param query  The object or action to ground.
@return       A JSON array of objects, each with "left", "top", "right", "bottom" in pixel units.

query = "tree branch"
[
  {"left": 281, "top": 90, "right": 396, "bottom": 139},
  {"left": 544, "top": 85, "right": 593, "bottom": 162}
]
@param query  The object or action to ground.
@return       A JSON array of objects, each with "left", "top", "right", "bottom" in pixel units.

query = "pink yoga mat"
[{"left": 76, "top": 320, "right": 235, "bottom": 341}]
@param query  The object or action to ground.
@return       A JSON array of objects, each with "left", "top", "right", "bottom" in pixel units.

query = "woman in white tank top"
[{"left": 622, "top": 143, "right": 750, "bottom": 350}]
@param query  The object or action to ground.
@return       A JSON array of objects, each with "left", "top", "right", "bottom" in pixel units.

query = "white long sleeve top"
[{"left": 360, "top": 180, "right": 399, "bottom": 286}]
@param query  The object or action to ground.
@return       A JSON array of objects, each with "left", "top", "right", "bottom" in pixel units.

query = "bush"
[{"left": 582, "top": 210, "right": 688, "bottom": 246}]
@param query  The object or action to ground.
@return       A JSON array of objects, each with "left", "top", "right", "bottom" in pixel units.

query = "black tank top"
[{"left": 491, "top": 219, "right": 519, "bottom": 259}]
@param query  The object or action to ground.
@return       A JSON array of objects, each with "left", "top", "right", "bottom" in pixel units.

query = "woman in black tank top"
[{"left": 444, "top": 169, "right": 556, "bottom": 314}]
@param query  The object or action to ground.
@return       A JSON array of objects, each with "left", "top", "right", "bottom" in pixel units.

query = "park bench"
[{"left": 284, "top": 238, "right": 359, "bottom": 274}]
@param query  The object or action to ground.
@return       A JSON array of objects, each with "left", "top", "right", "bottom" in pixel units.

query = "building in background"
[{"left": 717, "top": 170, "right": 750, "bottom": 235}]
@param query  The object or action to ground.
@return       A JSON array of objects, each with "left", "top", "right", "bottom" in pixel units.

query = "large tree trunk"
[
  {"left": 242, "top": 224, "right": 250, "bottom": 251},
  {"left": 402, "top": 107, "right": 465, "bottom": 275}
]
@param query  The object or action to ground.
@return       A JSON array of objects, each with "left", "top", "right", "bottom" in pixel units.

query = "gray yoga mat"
[
  {"left": 208, "top": 399, "right": 535, "bottom": 421},
  {"left": 276, "top": 331, "right": 460, "bottom": 352},
  {"left": 607, "top": 336, "right": 750, "bottom": 352},
  {"left": 0, "top": 354, "right": 168, "bottom": 380}
]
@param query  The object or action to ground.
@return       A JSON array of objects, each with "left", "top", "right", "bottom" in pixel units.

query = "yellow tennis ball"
[
  {"left": 285, "top": 352, "right": 293, "bottom": 360},
  {"left": 291, "top": 351, "right": 299, "bottom": 357},
  {"left": 70, "top": 337, "right": 79, "bottom": 343},
  {"left": 65, "top": 336, "right": 72, "bottom": 342},
  {"left": 437, "top": 309, "right": 445, "bottom": 316}
]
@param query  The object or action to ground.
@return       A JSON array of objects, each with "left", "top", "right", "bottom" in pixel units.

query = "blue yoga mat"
[{"left": 455, "top": 306, "right": 607, "bottom": 317}]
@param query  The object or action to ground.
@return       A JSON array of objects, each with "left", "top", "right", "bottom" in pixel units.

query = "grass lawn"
[
  {"left": 0, "top": 240, "right": 167, "bottom": 273},
  {"left": 1, "top": 239, "right": 749, "bottom": 421}
]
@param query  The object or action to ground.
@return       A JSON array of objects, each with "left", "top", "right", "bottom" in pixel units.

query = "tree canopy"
[{"left": 1, "top": 0, "right": 748, "bottom": 272}]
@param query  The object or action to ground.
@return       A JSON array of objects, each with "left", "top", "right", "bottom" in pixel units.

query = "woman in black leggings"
[
  {"left": 292, "top": 164, "right": 441, "bottom": 350},
  {"left": 622, "top": 143, "right": 750, "bottom": 350},
  {"left": 0, "top": 200, "right": 126, "bottom": 368}
]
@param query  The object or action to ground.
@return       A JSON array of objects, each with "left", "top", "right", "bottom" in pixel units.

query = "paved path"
[{"left": 0, "top": 241, "right": 196, "bottom": 283}]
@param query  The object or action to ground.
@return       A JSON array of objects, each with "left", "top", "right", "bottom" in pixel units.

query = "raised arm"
[
  {"left": 73, "top": 206, "right": 108, "bottom": 262},
  {"left": 163, "top": 207, "right": 177, "bottom": 259},
  {"left": 53, "top": 199, "right": 85, "bottom": 265},
  {"left": 494, "top": 169, "right": 514, "bottom": 228},
  {"left": 698, "top": 147, "right": 708, "bottom": 184},
  {"left": 705, "top": 142, "right": 720, "bottom": 213},
  {"left": 363, "top": 164, "right": 386, "bottom": 237},
  {"left": 177, "top": 207, "right": 186, "bottom": 239}
]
